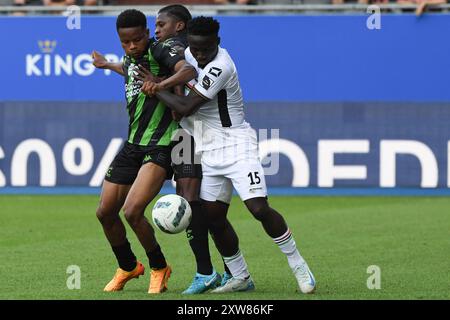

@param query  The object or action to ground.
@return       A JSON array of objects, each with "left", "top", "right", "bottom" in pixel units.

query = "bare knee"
[
  {"left": 96, "top": 205, "right": 120, "bottom": 228},
  {"left": 122, "top": 201, "right": 145, "bottom": 227},
  {"left": 207, "top": 212, "right": 232, "bottom": 236},
  {"left": 246, "top": 199, "right": 270, "bottom": 222}
]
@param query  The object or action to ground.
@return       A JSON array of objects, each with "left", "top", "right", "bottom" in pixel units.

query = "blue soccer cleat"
[
  {"left": 221, "top": 272, "right": 232, "bottom": 286},
  {"left": 182, "top": 270, "right": 222, "bottom": 294}
]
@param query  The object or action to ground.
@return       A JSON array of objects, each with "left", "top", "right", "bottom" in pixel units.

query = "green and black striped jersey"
[{"left": 122, "top": 37, "right": 185, "bottom": 147}]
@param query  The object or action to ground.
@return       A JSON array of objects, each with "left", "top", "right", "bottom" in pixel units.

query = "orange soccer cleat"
[
  {"left": 148, "top": 265, "right": 172, "bottom": 294},
  {"left": 103, "top": 261, "right": 145, "bottom": 292}
]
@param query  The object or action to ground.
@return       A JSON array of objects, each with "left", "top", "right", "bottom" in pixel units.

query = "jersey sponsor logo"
[
  {"left": 105, "top": 166, "right": 113, "bottom": 178},
  {"left": 249, "top": 187, "right": 263, "bottom": 193},
  {"left": 125, "top": 63, "right": 142, "bottom": 99},
  {"left": 143, "top": 154, "right": 152, "bottom": 163},
  {"left": 169, "top": 48, "right": 178, "bottom": 57},
  {"left": 125, "top": 83, "right": 141, "bottom": 99},
  {"left": 127, "top": 63, "right": 139, "bottom": 78},
  {"left": 162, "top": 39, "right": 174, "bottom": 47},
  {"left": 201, "top": 75, "right": 214, "bottom": 90},
  {"left": 208, "top": 67, "right": 222, "bottom": 78}
]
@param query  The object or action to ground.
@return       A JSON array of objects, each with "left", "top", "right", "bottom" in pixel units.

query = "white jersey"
[{"left": 181, "top": 47, "right": 255, "bottom": 153}]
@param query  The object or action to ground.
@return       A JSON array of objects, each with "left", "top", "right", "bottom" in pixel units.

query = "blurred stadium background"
[{"left": 0, "top": 1, "right": 449, "bottom": 300}]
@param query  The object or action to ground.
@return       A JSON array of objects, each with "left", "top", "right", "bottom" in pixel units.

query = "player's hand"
[
  {"left": 135, "top": 64, "right": 162, "bottom": 83},
  {"left": 171, "top": 111, "right": 182, "bottom": 122},
  {"left": 141, "top": 81, "right": 161, "bottom": 96},
  {"left": 92, "top": 51, "right": 109, "bottom": 69}
]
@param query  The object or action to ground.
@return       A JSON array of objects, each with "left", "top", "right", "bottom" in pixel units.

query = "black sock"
[
  {"left": 223, "top": 259, "right": 231, "bottom": 275},
  {"left": 111, "top": 240, "right": 137, "bottom": 272},
  {"left": 146, "top": 244, "right": 167, "bottom": 270},
  {"left": 187, "top": 201, "right": 213, "bottom": 275}
]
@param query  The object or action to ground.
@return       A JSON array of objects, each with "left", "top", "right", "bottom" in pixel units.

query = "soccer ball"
[{"left": 151, "top": 194, "right": 192, "bottom": 234}]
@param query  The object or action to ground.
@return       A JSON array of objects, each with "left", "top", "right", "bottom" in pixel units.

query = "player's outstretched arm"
[
  {"left": 92, "top": 51, "right": 125, "bottom": 76},
  {"left": 152, "top": 89, "right": 207, "bottom": 117}
]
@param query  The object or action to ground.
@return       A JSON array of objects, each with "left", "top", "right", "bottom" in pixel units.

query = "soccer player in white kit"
[{"left": 141, "top": 16, "right": 316, "bottom": 294}]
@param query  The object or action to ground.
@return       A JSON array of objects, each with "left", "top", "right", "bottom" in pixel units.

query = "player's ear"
[
  {"left": 176, "top": 21, "right": 185, "bottom": 33},
  {"left": 145, "top": 28, "right": 150, "bottom": 37},
  {"left": 217, "top": 36, "right": 221, "bottom": 45}
]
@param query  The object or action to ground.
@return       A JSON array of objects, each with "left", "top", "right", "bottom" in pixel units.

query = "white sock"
[
  {"left": 223, "top": 250, "right": 250, "bottom": 280},
  {"left": 273, "top": 229, "right": 305, "bottom": 272}
]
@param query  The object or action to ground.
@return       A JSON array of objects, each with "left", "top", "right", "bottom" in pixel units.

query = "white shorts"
[{"left": 200, "top": 145, "right": 268, "bottom": 204}]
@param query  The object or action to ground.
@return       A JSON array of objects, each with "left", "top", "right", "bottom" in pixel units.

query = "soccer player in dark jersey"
[
  {"left": 151, "top": 5, "right": 234, "bottom": 294},
  {"left": 91, "top": 9, "right": 196, "bottom": 294}
]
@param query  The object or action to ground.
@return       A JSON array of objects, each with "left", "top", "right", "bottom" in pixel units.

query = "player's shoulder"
[
  {"left": 204, "top": 48, "right": 235, "bottom": 75},
  {"left": 167, "top": 32, "right": 188, "bottom": 47},
  {"left": 148, "top": 37, "right": 163, "bottom": 54},
  {"left": 150, "top": 37, "right": 180, "bottom": 51},
  {"left": 150, "top": 37, "right": 185, "bottom": 60},
  {"left": 163, "top": 37, "right": 186, "bottom": 49},
  {"left": 165, "top": 37, "right": 188, "bottom": 56},
  {"left": 184, "top": 47, "right": 197, "bottom": 66}
]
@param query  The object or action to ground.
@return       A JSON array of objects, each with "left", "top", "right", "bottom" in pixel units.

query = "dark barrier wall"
[
  {"left": 1, "top": 15, "right": 450, "bottom": 188},
  {"left": 1, "top": 101, "right": 449, "bottom": 188}
]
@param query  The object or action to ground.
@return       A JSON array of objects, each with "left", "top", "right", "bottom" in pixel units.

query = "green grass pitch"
[{"left": 0, "top": 195, "right": 448, "bottom": 300}]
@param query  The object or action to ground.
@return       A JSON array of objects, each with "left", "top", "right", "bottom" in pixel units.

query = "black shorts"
[
  {"left": 105, "top": 142, "right": 173, "bottom": 185},
  {"left": 171, "top": 130, "right": 202, "bottom": 181}
]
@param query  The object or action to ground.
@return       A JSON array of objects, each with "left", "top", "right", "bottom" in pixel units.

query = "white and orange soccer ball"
[{"left": 151, "top": 194, "right": 192, "bottom": 234}]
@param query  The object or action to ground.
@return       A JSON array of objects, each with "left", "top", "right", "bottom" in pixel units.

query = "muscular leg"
[
  {"left": 177, "top": 177, "right": 214, "bottom": 275},
  {"left": 244, "top": 197, "right": 316, "bottom": 294},
  {"left": 244, "top": 197, "right": 288, "bottom": 238},
  {"left": 203, "top": 200, "right": 251, "bottom": 283},
  {"left": 96, "top": 180, "right": 136, "bottom": 271},
  {"left": 202, "top": 200, "right": 239, "bottom": 258},
  {"left": 96, "top": 181, "right": 131, "bottom": 245},
  {"left": 122, "top": 162, "right": 167, "bottom": 269}
]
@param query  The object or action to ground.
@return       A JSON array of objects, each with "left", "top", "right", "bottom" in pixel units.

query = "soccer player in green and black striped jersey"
[{"left": 91, "top": 9, "right": 196, "bottom": 294}]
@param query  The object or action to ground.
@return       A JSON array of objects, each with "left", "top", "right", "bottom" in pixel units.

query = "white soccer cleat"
[
  {"left": 293, "top": 262, "right": 316, "bottom": 294},
  {"left": 210, "top": 276, "right": 255, "bottom": 293}
]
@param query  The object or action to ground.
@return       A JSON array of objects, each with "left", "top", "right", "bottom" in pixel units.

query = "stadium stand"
[
  {"left": 7, "top": 0, "right": 445, "bottom": 5},
  {"left": 106, "top": 0, "right": 222, "bottom": 4},
  {"left": 0, "top": 0, "right": 449, "bottom": 16}
]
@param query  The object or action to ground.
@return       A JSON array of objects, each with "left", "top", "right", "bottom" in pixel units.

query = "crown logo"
[{"left": 38, "top": 40, "right": 57, "bottom": 54}]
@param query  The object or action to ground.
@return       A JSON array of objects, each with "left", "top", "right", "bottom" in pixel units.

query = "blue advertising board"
[
  {"left": 1, "top": 15, "right": 450, "bottom": 192},
  {"left": 1, "top": 101, "right": 450, "bottom": 190},
  {"left": 1, "top": 15, "right": 450, "bottom": 102}
]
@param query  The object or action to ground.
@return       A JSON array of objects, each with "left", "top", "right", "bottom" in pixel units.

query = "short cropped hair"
[
  {"left": 187, "top": 16, "right": 220, "bottom": 37},
  {"left": 158, "top": 4, "right": 192, "bottom": 26},
  {"left": 116, "top": 9, "right": 147, "bottom": 31}
]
